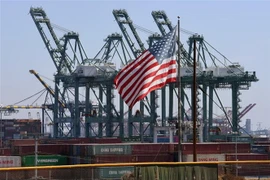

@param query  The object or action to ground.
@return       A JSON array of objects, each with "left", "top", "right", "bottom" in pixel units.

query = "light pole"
[{"left": 34, "top": 136, "right": 39, "bottom": 180}]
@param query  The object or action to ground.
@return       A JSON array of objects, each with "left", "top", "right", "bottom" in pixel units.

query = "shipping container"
[
  {"left": 134, "top": 153, "right": 174, "bottom": 162},
  {"left": 68, "top": 156, "right": 82, "bottom": 165},
  {"left": 93, "top": 137, "right": 122, "bottom": 143},
  {"left": 172, "top": 142, "right": 251, "bottom": 154},
  {"left": 12, "top": 145, "right": 35, "bottom": 156},
  {"left": 22, "top": 155, "right": 67, "bottom": 166},
  {"left": 44, "top": 137, "right": 92, "bottom": 144},
  {"left": 0, "top": 148, "right": 11, "bottom": 156},
  {"left": 12, "top": 144, "right": 71, "bottom": 156},
  {"left": 10, "top": 139, "right": 37, "bottom": 146},
  {"left": 225, "top": 153, "right": 269, "bottom": 161},
  {"left": 0, "top": 156, "right": 21, "bottom": 167},
  {"left": 251, "top": 145, "right": 270, "bottom": 153},
  {"left": 131, "top": 143, "right": 170, "bottom": 155},
  {"left": 183, "top": 154, "right": 225, "bottom": 162},
  {"left": 67, "top": 155, "right": 92, "bottom": 165},
  {"left": 181, "top": 143, "right": 221, "bottom": 154},
  {"left": 91, "top": 155, "right": 134, "bottom": 163},
  {"left": 87, "top": 144, "right": 132, "bottom": 155},
  {"left": 96, "top": 166, "right": 134, "bottom": 179},
  {"left": 219, "top": 143, "right": 251, "bottom": 153},
  {"left": 225, "top": 162, "right": 270, "bottom": 176}
]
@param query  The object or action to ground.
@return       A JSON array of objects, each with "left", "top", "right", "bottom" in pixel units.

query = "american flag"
[{"left": 114, "top": 27, "right": 177, "bottom": 108}]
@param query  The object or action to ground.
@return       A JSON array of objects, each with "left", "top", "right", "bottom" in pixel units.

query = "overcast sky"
[{"left": 1, "top": 0, "right": 269, "bottom": 131}]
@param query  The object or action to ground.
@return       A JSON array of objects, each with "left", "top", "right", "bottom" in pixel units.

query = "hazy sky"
[{"left": 1, "top": 0, "right": 269, "bottom": 131}]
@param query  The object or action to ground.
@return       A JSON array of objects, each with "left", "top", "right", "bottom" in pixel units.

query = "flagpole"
[
  {"left": 177, "top": 16, "right": 183, "bottom": 162},
  {"left": 192, "top": 38, "right": 197, "bottom": 162}
]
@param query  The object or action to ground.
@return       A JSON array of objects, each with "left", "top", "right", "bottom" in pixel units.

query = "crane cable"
[
  {"left": 133, "top": 23, "right": 196, "bottom": 36},
  {"left": 12, "top": 89, "right": 47, "bottom": 105},
  {"left": 51, "top": 23, "right": 74, "bottom": 33}
]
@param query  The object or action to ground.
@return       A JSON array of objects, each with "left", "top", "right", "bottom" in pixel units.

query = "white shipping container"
[
  {"left": 0, "top": 156, "right": 21, "bottom": 167},
  {"left": 184, "top": 154, "right": 225, "bottom": 162}
]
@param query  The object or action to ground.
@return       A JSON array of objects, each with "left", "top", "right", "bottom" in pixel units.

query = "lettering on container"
[
  {"left": 0, "top": 160, "right": 14, "bottom": 165},
  {"left": 37, "top": 159, "right": 59, "bottom": 163},
  {"left": 185, "top": 154, "right": 225, "bottom": 162},
  {"left": 198, "top": 157, "right": 218, "bottom": 161},
  {"left": 108, "top": 170, "right": 132, "bottom": 175},
  {"left": 100, "top": 147, "right": 124, "bottom": 153}
]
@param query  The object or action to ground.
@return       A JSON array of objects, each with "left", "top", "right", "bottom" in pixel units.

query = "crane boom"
[
  {"left": 113, "top": 9, "right": 146, "bottom": 58},
  {"left": 29, "top": 7, "right": 65, "bottom": 73},
  {"left": 151, "top": 10, "right": 192, "bottom": 65},
  {"left": 239, "top": 103, "right": 256, "bottom": 120},
  {"left": 29, "top": 70, "right": 65, "bottom": 108},
  {"left": 1, "top": 105, "right": 46, "bottom": 109}
]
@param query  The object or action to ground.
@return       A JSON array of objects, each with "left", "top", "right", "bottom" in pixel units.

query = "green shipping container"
[
  {"left": 22, "top": 155, "right": 67, "bottom": 166},
  {"left": 98, "top": 166, "right": 134, "bottom": 179},
  {"left": 87, "top": 144, "right": 132, "bottom": 155}
]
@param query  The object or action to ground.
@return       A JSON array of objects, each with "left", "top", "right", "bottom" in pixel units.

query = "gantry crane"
[
  {"left": 83, "top": 33, "right": 133, "bottom": 138},
  {"left": 30, "top": 7, "right": 90, "bottom": 138},
  {"left": 186, "top": 34, "right": 258, "bottom": 142},
  {"left": 151, "top": 10, "right": 192, "bottom": 125},
  {"left": 29, "top": 7, "right": 259, "bottom": 141},
  {"left": 151, "top": 10, "right": 258, "bottom": 141},
  {"left": 113, "top": 9, "right": 161, "bottom": 138}
]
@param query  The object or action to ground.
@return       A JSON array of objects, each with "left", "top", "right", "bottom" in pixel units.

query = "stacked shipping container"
[
  {"left": 0, "top": 119, "right": 41, "bottom": 147},
  {"left": 0, "top": 138, "right": 269, "bottom": 178},
  {"left": 69, "top": 143, "right": 174, "bottom": 179}
]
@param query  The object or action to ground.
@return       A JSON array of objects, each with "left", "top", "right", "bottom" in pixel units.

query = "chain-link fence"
[{"left": 0, "top": 161, "right": 270, "bottom": 180}]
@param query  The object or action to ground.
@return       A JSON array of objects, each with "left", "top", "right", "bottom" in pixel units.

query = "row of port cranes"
[{"left": 1, "top": 8, "right": 258, "bottom": 142}]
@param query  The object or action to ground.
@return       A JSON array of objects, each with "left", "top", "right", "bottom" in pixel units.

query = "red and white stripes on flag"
[{"left": 114, "top": 50, "right": 177, "bottom": 108}]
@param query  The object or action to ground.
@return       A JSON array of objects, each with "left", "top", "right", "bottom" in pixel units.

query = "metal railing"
[{"left": 0, "top": 160, "right": 270, "bottom": 180}]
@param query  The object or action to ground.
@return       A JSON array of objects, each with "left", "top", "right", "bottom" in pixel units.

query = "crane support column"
[
  {"left": 202, "top": 84, "right": 208, "bottom": 141},
  {"left": 150, "top": 91, "right": 156, "bottom": 138},
  {"left": 232, "top": 82, "right": 240, "bottom": 133},
  {"left": 74, "top": 77, "right": 80, "bottom": 137},
  {"left": 128, "top": 109, "right": 133, "bottom": 137},
  {"left": 54, "top": 76, "right": 60, "bottom": 138},
  {"left": 181, "top": 88, "right": 185, "bottom": 125},
  {"left": 208, "top": 84, "right": 214, "bottom": 138},
  {"left": 161, "top": 88, "right": 166, "bottom": 127},
  {"left": 119, "top": 95, "right": 124, "bottom": 139},
  {"left": 106, "top": 84, "right": 113, "bottom": 137},
  {"left": 169, "top": 85, "right": 174, "bottom": 122},
  {"left": 98, "top": 85, "right": 103, "bottom": 137},
  {"left": 85, "top": 84, "right": 90, "bottom": 137},
  {"left": 42, "top": 108, "right": 45, "bottom": 135}
]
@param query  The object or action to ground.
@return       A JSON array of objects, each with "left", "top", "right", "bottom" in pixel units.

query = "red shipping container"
[
  {"left": 174, "top": 142, "right": 251, "bottom": 155},
  {"left": 93, "top": 137, "right": 122, "bottom": 144},
  {"left": 12, "top": 145, "right": 35, "bottom": 156},
  {"left": 12, "top": 144, "right": 72, "bottom": 156},
  {"left": 72, "top": 144, "right": 88, "bottom": 156},
  {"left": 133, "top": 154, "right": 174, "bottom": 162},
  {"left": 91, "top": 155, "right": 134, "bottom": 163},
  {"left": 132, "top": 143, "right": 170, "bottom": 155},
  {"left": 225, "top": 153, "right": 269, "bottom": 161},
  {"left": 219, "top": 143, "right": 250, "bottom": 153},
  {"left": 181, "top": 143, "right": 220, "bottom": 155},
  {"left": 0, "top": 148, "right": 11, "bottom": 156},
  {"left": 46, "top": 138, "right": 93, "bottom": 144},
  {"left": 37, "top": 144, "right": 71, "bottom": 155}
]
